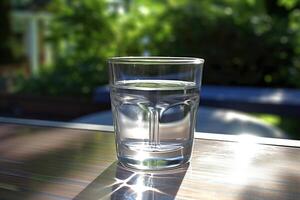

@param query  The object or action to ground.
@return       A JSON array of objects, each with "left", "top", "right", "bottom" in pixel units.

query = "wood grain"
[{"left": 0, "top": 123, "right": 299, "bottom": 200}]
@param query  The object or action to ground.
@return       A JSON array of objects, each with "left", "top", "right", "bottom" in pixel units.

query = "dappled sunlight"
[
  {"left": 211, "top": 109, "right": 284, "bottom": 138},
  {"left": 219, "top": 111, "right": 254, "bottom": 122},
  {"left": 216, "top": 110, "right": 260, "bottom": 123},
  {"left": 258, "top": 90, "right": 285, "bottom": 103}
]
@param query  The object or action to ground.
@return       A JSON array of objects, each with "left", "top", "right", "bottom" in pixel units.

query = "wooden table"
[{"left": 0, "top": 118, "right": 300, "bottom": 200}]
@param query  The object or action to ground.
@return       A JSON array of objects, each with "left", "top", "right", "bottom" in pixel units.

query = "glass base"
[
  {"left": 117, "top": 140, "right": 193, "bottom": 170},
  {"left": 118, "top": 154, "right": 191, "bottom": 170}
]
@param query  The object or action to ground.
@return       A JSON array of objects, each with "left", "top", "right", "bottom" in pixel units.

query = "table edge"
[{"left": 0, "top": 116, "right": 299, "bottom": 148}]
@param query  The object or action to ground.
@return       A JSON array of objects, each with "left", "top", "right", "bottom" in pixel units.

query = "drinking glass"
[{"left": 108, "top": 57, "right": 204, "bottom": 170}]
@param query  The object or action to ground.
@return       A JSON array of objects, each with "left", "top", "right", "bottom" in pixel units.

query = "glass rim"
[{"left": 108, "top": 56, "right": 204, "bottom": 65}]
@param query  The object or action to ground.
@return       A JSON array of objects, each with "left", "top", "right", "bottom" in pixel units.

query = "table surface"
[{"left": 0, "top": 120, "right": 300, "bottom": 200}]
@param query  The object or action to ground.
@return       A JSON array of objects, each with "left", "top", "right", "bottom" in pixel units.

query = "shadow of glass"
[{"left": 75, "top": 162, "right": 189, "bottom": 200}]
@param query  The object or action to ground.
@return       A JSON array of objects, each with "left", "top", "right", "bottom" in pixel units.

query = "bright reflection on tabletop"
[
  {"left": 231, "top": 134, "right": 260, "bottom": 185},
  {"left": 75, "top": 162, "right": 189, "bottom": 200}
]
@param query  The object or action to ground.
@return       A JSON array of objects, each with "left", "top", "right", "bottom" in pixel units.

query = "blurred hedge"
[
  {"left": 0, "top": 0, "right": 15, "bottom": 64},
  {"left": 16, "top": 0, "right": 300, "bottom": 96},
  {"left": 153, "top": 0, "right": 300, "bottom": 87}
]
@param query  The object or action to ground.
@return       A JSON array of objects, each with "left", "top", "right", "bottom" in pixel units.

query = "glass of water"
[{"left": 108, "top": 57, "right": 204, "bottom": 170}]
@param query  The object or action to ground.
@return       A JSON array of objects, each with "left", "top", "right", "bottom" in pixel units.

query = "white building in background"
[{"left": 10, "top": 0, "right": 53, "bottom": 76}]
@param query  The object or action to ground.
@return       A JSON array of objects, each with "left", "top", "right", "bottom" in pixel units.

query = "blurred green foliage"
[
  {"left": 154, "top": 0, "right": 300, "bottom": 87},
  {"left": 16, "top": 0, "right": 170, "bottom": 96},
  {"left": 16, "top": 0, "right": 300, "bottom": 96},
  {"left": 0, "top": 0, "right": 16, "bottom": 64}
]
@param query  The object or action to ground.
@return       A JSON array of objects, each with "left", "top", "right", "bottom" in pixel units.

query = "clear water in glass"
[{"left": 111, "top": 80, "right": 199, "bottom": 170}]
